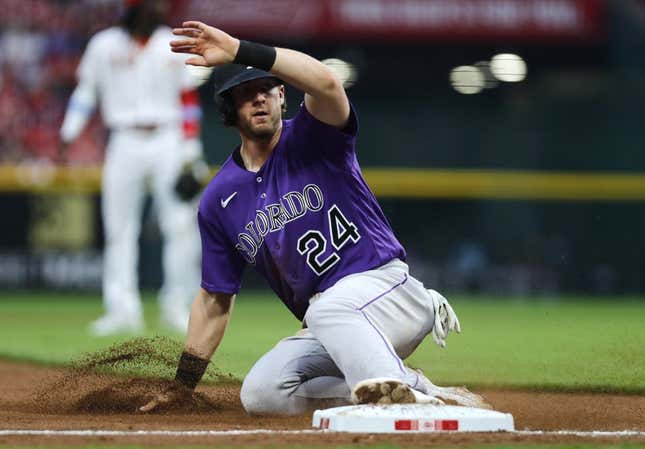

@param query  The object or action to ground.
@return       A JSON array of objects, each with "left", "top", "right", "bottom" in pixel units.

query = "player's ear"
[{"left": 277, "top": 85, "right": 287, "bottom": 113}]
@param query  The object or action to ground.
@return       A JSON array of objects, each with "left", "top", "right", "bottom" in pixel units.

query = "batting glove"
[{"left": 429, "top": 289, "right": 461, "bottom": 348}]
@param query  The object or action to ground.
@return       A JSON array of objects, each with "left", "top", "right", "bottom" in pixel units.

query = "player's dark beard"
[{"left": 239, "top": 113, "right": 280, "bottom": 140}]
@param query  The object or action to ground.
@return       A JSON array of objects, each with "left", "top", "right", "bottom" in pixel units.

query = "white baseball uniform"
[
  {"left": 61, "top": 25, "right": 204, "bottom": 333},
  {"left": 240, "top": 259, "right": 440, "bottom": 414}
]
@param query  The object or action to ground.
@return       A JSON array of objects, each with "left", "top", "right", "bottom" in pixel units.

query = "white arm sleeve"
[
  {"left": 60, "top": 81, "right": 97, "bottom": 143},
  {"left": 60, "top": 38, "right": 99, "bottom": 143}
]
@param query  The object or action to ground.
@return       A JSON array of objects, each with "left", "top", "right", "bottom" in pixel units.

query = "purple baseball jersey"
[{"left": 198, "top": 103, "right": 406, "bottom": 320}]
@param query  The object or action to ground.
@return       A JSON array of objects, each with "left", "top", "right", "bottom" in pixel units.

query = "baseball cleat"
[
  {"left": 88, "top": 314, "right": 144, "bottom": 337},
  {"left": 426, "top": 385, "right": 491, "bottom": 409},
  {"left": 413, "top": 369, "right": 492, "bottom": 409},
  {"left": 351, "top": 378, "right": 444, "bottom": 406}
]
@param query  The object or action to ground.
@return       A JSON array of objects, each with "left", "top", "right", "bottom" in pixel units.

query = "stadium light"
[
  {"left": 474, "top": 61, "right": 499, "bottom": 89},
  {"left": 449, "top": 65, "right": 485, "bottom": 94},
  {"left": 490, "top": 53, "right": 527, "bottom": 82}
]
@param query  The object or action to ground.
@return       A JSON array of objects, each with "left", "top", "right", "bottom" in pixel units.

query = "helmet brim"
[{"left": 215, "top": 65, "right": 281, "bottom": 96}]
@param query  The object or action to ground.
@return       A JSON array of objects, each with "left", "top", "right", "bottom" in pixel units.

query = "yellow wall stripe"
[
  {"left": 0, "top": 164, "right": 103, "bottom": 195},
  {"left": 2, "top": 164, "right": 645, "bottom": 200},
  {"left": 362, "top": 169, "right": 645, "bottom": 200}
]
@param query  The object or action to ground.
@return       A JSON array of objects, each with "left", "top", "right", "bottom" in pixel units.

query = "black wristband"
[
  {"left": 174, "top": 351, "right": 209, "bottom": 390},
  {"left": 234, "top": 40, "right": 276, "bottom": 72}
]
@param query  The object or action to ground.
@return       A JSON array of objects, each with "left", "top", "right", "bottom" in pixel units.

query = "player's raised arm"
[
  {"left": 171, "top": 21, "right": 350, "bottom": 128},
  {"left": 272, "top": 49, "right": 350, "bottom": 129}
]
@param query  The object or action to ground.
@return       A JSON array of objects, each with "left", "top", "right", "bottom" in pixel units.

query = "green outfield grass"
[{"left": 0, "top": 291, "right": 644, "bottom": 393}]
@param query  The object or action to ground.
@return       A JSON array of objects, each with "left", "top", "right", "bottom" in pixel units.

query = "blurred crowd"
[{"left": 0, "top": 0, "right": 123, "bottom": 164}]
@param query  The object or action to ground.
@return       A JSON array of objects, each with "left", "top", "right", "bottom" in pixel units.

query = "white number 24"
[{"left": 297, "top": 205, "right": 361, "bottom": 275}]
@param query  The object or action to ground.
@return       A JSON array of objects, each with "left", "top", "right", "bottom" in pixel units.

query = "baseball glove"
[{"left": 174, "top": 158, "right": 210, "bottom": 202}]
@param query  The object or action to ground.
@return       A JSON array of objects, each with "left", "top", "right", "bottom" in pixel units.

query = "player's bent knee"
[
  {"left": 240, "top": 372, "right": 304, "bottom": 415},
  {"left": 240, "top": 380, "right": 268, "bottom": 415}
]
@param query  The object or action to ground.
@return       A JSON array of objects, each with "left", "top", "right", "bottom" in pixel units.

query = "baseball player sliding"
[
  {"left": 60, "top": 0, "right": 206, "bottom": 335},
  {"left": 141, "top": 20, "right": 489, "bottom": 413}
]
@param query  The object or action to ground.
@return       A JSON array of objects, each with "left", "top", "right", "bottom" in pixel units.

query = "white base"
[{"left": 313, "top": 404, "right": 514, "bottom": 433}]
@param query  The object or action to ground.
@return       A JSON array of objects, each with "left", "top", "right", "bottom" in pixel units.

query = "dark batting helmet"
[{"left": 214, "top": 64, "right": 283, "bottom": 127}]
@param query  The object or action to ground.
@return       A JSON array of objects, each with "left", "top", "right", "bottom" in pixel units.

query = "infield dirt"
[{"left": 0, "top": 343, "right": 644, "bottom": 447}]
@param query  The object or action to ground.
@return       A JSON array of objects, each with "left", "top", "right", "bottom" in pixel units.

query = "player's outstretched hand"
[
  {"left": 171, "top": 21, "right": 239, "bottom": 67},
  {"left": 139, "top": 381, "right": 193, "bottom": 413}
]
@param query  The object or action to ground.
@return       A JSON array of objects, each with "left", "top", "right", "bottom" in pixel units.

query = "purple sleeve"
[
  {"left": 198, "top": 211, "right": 245, "bottom": 294},
  {"left": 287, "top": 102, "right": 359, "bottom": 162}
]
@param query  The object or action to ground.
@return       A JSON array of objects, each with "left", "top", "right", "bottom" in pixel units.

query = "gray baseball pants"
[{"left": 240, "top": 259, "right": 438, "bottom": 415}]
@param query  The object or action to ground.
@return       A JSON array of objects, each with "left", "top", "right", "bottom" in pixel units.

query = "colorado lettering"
[{"left": 235, "top": 184, "right": 324, "bottom": 263}]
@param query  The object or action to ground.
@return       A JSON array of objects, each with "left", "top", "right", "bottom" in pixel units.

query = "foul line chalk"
[
  {"left": 0, "top": 429, "right": 644, "bottom": 437},
  {"left": 517, "top": 430, "right": 645, "bottom": 437},
  {"left": 0, "top": 430, "right": 319, "bottom": 437}
]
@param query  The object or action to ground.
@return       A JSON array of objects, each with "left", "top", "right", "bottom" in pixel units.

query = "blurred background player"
[{"left": 59, "top": 0, "right": 208, "bottom": 335}]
